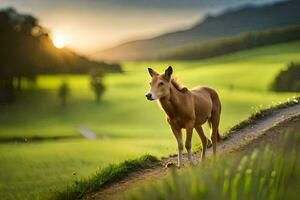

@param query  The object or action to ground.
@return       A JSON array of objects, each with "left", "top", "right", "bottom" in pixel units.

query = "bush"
[{"left": 271, "top": 62, "right": 300, "bottom": 92}]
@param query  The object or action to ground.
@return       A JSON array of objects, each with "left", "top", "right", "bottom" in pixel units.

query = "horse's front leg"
[
  {"left": 170, "top": 126, "right": 183, "bottom": 168},
  {"left": 185, "top": 122, "right": 194, "bottom": 165}
]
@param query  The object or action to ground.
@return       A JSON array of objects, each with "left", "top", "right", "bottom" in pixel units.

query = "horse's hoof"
[
  {"left": 165, "top": 162, "right": 177, "bottom": 169},
  {"left": 177, "top": 165, "right": 183, "bottom": 169}
]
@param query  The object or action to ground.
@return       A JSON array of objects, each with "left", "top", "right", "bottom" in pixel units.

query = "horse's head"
[{"left": 145, "top": 66, "right": 173, "bottom": 101}]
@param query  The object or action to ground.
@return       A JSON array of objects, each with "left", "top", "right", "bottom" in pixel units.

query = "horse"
[{"left": 145, "top": 66, "right": 221, "bottom": 167}]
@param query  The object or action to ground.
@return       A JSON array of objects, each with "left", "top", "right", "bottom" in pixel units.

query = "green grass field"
[{"left": 0, "top": 41, "right": 299, "bottom": 199}]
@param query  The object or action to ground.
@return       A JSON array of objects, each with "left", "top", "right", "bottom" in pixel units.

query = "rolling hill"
[
  {"left": 160, "top": 25, "right": 300, "bottom": 60},
  {"left": 94, "top": 0, "right": 300, "bottom": 61}
]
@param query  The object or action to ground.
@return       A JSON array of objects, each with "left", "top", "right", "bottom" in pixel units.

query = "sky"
[{"left": 0, "top": 0, "right": 281, "bottom": 55}]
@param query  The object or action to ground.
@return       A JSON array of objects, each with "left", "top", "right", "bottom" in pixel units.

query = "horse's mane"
[{"left": 171, "top": 77, "right": 188, "bottom": 93}]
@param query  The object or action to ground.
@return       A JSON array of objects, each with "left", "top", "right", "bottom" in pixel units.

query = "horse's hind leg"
[
  {"left": 195, "top": 126, "right": 207, "bottom": 161},
  {"left": 206, "top": 122, "right": 213, "bottom": 148},
  {"left": 210, "top": 109, "right": 221, "bottom": 156}
]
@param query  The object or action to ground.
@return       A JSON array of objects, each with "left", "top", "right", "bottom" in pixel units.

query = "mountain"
[{"left": 93, "top": 0, "right": 300, "bottom": 61}]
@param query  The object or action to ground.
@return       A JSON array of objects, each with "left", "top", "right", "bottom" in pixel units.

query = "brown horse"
[{"left": 146, "top": 66, "right": 221, "bottom": 167}]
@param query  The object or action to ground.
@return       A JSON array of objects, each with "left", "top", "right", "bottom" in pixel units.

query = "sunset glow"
[{"left": 53, "top": 36, "right": 67, "bottom": 48}]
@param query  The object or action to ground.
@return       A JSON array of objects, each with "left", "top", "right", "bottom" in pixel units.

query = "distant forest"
[
  {"left": 160, "top": 25, "right": 300, "bottom": 60},
  {"left": 0, "top": 8, "right": 122, "bottom": 102}
]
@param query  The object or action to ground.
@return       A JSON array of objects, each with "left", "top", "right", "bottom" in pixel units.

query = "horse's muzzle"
[{"left": 145, "top": 93, "right": 154, "bottom": 101}]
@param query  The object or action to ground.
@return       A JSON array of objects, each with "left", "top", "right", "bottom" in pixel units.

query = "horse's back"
[{"left": 191, "top": 86, "right": 217, "bottom": 101}]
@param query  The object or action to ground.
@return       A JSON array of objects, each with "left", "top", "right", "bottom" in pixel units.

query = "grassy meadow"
[{"left": 0, "top": 41, "right": 300, "bottom": 199}]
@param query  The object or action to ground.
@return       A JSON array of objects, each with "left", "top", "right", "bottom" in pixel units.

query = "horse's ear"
[
  {"left": 164, "top": 66, "right": 173, "bottom": 81},
  {"left": 148, "top": 68, "right": 158, "bottom": 77}
]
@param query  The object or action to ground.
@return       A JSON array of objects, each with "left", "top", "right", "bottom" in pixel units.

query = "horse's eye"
[{"left": 159, "top": 82, "right": 164, "bottom": 86}]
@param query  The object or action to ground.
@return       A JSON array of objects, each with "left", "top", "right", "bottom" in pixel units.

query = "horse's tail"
[
  {"left": 208, "top": 88, "right": 222, "bottom": 141},
  {"left": 208, "top": 118, "right": 221, "bottom": 141}
]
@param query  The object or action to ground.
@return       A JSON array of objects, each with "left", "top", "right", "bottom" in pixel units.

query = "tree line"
[
  {"left": 160, "top": 25, "right": 300, "bottom": 60},
  {"left": 0, "top": 8, "right": 122, "bottom": 103}
]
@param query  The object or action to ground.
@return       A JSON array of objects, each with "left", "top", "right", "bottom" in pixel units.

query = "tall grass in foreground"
[{"left": 127, "top": 132, "right": 300, "bottom": 200}]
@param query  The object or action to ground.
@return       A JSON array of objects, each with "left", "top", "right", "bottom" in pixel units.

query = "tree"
[
  {"left": 271, "top": 62, "right": 300, "bottom": 92},
  {"left": 58, "top": 82, "right": 70, "bottom": 107},
  {"left": 90, "top": 69, "right": 105, "bottom": 103},
  {"left": 0, "top": 8, "right": 46, "bottom": 103}
]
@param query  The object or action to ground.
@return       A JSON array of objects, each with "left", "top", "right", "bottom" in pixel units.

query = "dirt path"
[{"left": 85, "top": 104, "right": 300, "bottom": 200}]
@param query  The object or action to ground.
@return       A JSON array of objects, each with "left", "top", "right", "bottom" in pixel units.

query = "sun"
[{"left": 53, "top": 36, "right": 67, "bottom": 48}]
